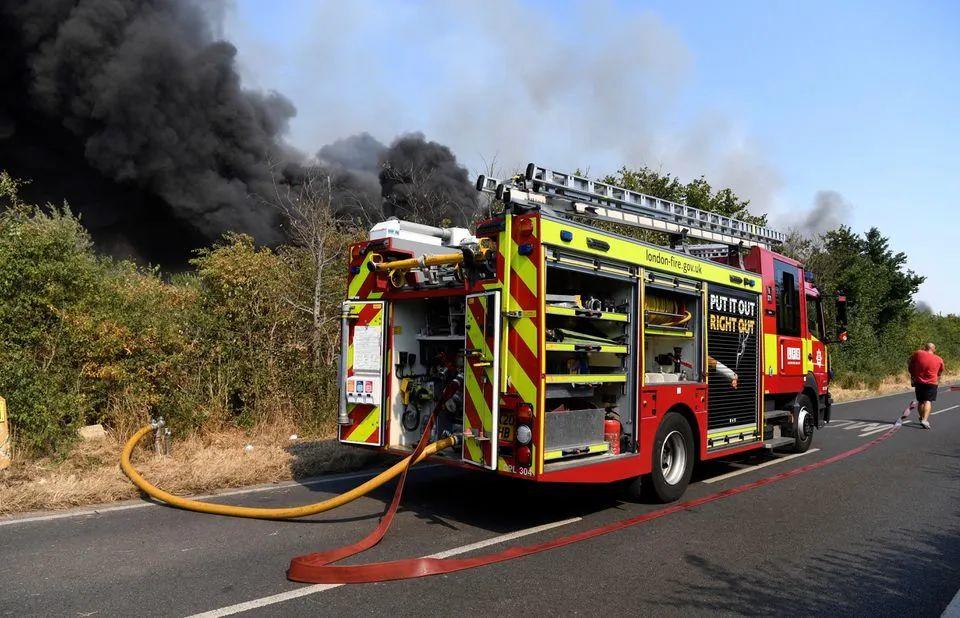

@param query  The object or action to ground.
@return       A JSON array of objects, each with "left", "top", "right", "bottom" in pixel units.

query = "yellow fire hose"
[
  {"left": 120, "top": 424, "right": 456, "bottom": 520},
  {"left": 645, "top": 294, "right": 692, "bottom": 327},
  {"left": 369, "top": 252, "right": 464, "bottom": 272}
]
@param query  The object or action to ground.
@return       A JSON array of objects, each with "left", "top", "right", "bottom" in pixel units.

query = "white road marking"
[
  {"left": 932, "top": 404, "right": 959, "bottom": 416},
  {"left": 825, "top": 420, "right": 854, "bottom": 428},
  {"left": 187, "top": 517, "right": 582, "bottom": 617},
  {"left": 0, "top": 465, "right": 444, "bottom": 527},
  {"left": 859, "top": 424, "right": 895, "bottom": 437},
  {"left": 943, "top": 584, "right": 960, "bottom": 618},
  {"left": 703, "top": 449, "right": 820, "bottom": 484}
]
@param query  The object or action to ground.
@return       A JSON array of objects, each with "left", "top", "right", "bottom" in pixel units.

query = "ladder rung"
[
  {"left": 505, "top": 164, "right": 784, "bottom": 247},
  {"left": 687, "top": 244, "right": 737, "bottom": 259}
]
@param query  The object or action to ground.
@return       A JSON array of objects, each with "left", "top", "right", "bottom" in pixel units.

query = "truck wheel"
[
  {"left": 649, "top": 412, "right": 694, "bottom": 503},
  {"left": 792, "top": 394, "right": 815, "bottom": 453}
]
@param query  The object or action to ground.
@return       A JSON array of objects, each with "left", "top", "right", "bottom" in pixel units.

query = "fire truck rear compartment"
[
  {"left": 387, "top": 296, "right": 465, "bottom": 460},
  {"left": 543, "top": 263, "right": 638, "bottom": 467}
]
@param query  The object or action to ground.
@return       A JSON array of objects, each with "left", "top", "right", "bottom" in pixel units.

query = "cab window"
[
  {"left": 806, "top": 294, "right": 825, "bottom": 340},
  {"left": 774, "top": 259, "right": 801, "bottom": 337}
]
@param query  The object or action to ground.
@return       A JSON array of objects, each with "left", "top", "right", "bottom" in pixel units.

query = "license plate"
[{"left": 499, "top": 412, "right": 516, "bottom": 441}]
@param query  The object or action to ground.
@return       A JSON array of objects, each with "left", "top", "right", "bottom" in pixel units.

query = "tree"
[
  {"left": 800, "top": 225, "right": 927, "bottom": 381},
  {"left": 604, "top": 166, "right": 768, "bottom": 226},
  {"left": 264, "top": 172, "right": 362, "bottom": 368}
]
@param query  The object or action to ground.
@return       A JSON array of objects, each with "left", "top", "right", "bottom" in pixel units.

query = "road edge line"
[
  {"left": 0, "top": 464, "right": 445, "bottom": 527},
  {"left": 833, "top": 382, "right": 958, "bottom": 407},
  {"left": 703, "top": 449, "right": 820, "bottom": 484},
  {"left": 942, "top": 586, "right": 960, "bottom": 618},
  {"left": 188, "top": 517, "right": 582, "bottom": 617}
]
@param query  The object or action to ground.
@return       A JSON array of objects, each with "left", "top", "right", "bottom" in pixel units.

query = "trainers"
[{"left": 921, "top": 420, "right": 931, "bottom": 430}]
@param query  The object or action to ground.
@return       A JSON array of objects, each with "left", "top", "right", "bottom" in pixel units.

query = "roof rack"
[{"left": 476, "top": 164, "right": 784, "bottom": 249}]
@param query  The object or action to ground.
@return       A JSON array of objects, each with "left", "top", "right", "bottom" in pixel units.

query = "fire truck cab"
[{"left": 337, "top": 164, "right": 845, "bottom": 502}]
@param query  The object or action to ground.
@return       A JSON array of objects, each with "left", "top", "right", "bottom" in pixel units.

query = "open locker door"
[
  {"left": 462, "top": 291, "right": 501, "bottom": 469},
  {"left": 338, "top": 300, "right": 387, "bottom": 446}
]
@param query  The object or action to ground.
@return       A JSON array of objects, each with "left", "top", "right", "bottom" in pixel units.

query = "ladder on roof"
[{"left": 476, "top": 163, "right": 784, "bottom": 249}]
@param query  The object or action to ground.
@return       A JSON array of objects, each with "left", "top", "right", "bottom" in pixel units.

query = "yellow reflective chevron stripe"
[
  {"left": 344, "top": 405, "right": 381, "bottom": 443},
  {"left": 764, "top": 333, "right": 778, "bottom": 379}
]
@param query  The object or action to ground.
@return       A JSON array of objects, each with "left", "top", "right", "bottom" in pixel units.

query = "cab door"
[
  {"left": 805, "top": 292, "right": 828, "bottom": 392},
  {"left": 462, "top": 291, "right": 501, "bottom": 469},
  {"left": 773, "top": 259, "right": 804, "bottom": 377}
]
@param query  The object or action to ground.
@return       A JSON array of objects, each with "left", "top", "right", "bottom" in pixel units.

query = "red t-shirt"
[{"left": 909, "top": 350, "right": 945, "bottom": 385}]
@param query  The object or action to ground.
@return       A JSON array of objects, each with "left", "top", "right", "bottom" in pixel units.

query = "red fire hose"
[{"left": 288, "top": 425, "right": 900, "bottom": 584}]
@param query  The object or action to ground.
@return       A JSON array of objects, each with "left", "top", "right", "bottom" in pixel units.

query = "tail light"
[
  {"left": 516, "top": 402, "right": 533, "bottom": 424},
  {"left": 514, "top": 401, "right": 534, "bottom": 468}
]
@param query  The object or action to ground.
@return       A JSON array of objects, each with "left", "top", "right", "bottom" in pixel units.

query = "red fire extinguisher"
[{"left": 604, "top": 411, "right": 621, "bottom": 456}]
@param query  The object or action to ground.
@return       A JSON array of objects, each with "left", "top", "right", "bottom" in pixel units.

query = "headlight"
[{"left": 516, "top": 424, "right": 532, "bottom": 445}]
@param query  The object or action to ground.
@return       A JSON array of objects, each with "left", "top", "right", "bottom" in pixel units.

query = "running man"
[{"left": 901, "top": 342, "right": 945, "bottom": 429}]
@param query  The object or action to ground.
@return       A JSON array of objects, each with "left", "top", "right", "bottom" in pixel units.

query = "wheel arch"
[{"left": 663, "top": 403, "right": 701, "bottom": 463}]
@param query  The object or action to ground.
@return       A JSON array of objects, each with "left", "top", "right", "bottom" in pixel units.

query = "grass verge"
[
  {"left": 0, "top": 423, "right": 380, "bottom": 517},
  {"left": 831, "top": 371, "right": 959, "bottom": 403}
]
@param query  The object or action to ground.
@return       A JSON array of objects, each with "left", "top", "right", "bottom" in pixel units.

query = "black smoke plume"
[
  {"left": 0, "top": 1, "right": 478, "bottom": 265},
  {"left": 379, "top": 133, "right": 478, "bottom": 226},
  {"left": 0, "top": 0, "right": 301, "bottom": 261},
  {"left": 315, "top": 133, "right": 386, "bottom": 222}
]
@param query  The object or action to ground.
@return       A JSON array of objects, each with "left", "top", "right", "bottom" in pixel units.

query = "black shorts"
[{"left": 915, "top": 384, "right": 938, "bottom": 403}]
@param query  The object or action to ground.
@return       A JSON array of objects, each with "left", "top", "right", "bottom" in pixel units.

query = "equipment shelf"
[
  {"left": 544, "top": 306, "right": 630, "bottom": 322},
  {"left": 545, "top": 374, "right": 628, "bottom": 384},
  {"left": 415, "top": 334, "right": 465, "bottom": 341},
  {"left": 543, "top": 441, "right": 609, "bottom": 462},
  {"left": 644, "top": 326, "right": 694, "bottom": 339},
  {"left": 545, "top": 342, "right": 628, "bottom": 354}
]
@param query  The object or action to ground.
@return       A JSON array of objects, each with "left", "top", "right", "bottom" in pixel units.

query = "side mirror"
[{"left": 835, "top": 294, "right": 849, "bottom": 342}]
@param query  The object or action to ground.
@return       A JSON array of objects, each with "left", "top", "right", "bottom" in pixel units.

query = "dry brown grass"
[
  {"left": 0, "top": 424, "right": 380, "bottom": 517},
  {"left": 831, "top": 371, "right": 960, "bottom": 403}
]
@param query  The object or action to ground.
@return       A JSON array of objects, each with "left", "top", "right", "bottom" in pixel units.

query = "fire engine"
[{"left": 337, "top": 164, "right": 848, "bottom": 502}]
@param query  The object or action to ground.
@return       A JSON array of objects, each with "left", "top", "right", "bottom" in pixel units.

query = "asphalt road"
[{"left": 2, "top": 388, "right": 959, "bottom": 617}]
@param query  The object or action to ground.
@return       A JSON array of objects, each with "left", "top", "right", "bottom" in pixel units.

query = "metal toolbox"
[{"left": 545, "top": 407, "right": 605, "bottom": 450}]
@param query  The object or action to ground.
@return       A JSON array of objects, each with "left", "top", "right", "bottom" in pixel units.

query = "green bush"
[{"left": 0, "top": 174, "right": 345, "bottom": 455}]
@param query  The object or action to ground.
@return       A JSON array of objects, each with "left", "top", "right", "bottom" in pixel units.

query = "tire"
[
  {"left": 791, "top": 394, "right": 815, "bottom": 453},
  {"left": 648, "top": 412, "right": 694, "bottom": 503}
]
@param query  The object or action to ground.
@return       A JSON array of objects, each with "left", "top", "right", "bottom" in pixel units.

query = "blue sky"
[{"left": 225, "top": 1, "right": 959, "bottom": 312}]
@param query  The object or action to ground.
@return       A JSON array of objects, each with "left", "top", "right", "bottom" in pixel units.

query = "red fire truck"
[{"left": 337, "top": 164, "right": 847, "bottom": 502}]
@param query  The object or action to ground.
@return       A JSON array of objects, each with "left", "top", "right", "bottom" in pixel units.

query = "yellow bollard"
[{"left": 0, "top": 396, "right": 9, "bottom": 470}]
